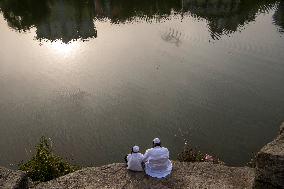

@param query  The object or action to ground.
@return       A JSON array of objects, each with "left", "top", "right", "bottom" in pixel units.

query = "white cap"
[
  {"left": 153, "top": 138, "right": 161, "bottom": 144},
  {"left": 132, "top": 146, "right": 139, "bottom": 153}
]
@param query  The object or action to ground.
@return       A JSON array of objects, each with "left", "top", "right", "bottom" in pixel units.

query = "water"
[{"left": 0, "top": 0, "right": 284, "bottom": 168}]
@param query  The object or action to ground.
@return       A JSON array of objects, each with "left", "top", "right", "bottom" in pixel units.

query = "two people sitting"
[{"left": 125, "top": 138, "right": 172, "bottom": 178}]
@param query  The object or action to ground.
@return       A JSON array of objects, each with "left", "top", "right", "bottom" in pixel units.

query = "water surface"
[{"left": 0, "top": 0, "right": 284, "bottom": 168}]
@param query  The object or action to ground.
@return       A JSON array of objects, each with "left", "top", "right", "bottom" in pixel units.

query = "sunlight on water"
[{"left": 48, "top": 41, "right": 79, "bottom": 56}]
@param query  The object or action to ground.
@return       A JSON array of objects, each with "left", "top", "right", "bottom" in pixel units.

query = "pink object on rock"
[{"left": 205, "top": 154, "right": 214, "bottom": 161}]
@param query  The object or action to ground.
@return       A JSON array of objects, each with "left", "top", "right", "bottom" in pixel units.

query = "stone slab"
[
  {"left": 0, "top": 166, "right": 28, "bottom": 189},
  {"left": 33, "top": 162, "right": 255, "bottom": 189}
]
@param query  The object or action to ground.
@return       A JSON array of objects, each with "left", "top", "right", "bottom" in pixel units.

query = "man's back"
[
  {"left": 143, "top": 146, "right": 172, "bottom": 178},
  {"left": 127, "top": 153, "right": 144, "bottom": 172},
  {"left": 144, "top": 147, "right": 169, "bottom": 160}
]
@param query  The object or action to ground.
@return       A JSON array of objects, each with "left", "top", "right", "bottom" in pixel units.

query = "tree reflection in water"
[
  {"left": 0, "top": 0, "right": 283, "bottom": 43},
  {"left": 0, "top": 0, "right": 97, "bottom": 43},
  {"left": 273, "top": 1, "right": 284, "bottom": 33}
]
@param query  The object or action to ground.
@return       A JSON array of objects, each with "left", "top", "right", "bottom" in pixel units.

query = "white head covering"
[
  {"left": 153, "top": 138, "right": 161, "bottom": 144},
  {"left": 132, "top": 145, "right": 139, "bottom": 153}
]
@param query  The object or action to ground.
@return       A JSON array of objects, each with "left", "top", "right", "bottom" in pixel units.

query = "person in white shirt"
[
  {"left": 125, "top": 146, "right": 144, "bottom": 172},
  {"left": 143, "top": 138, "right": 172, "bottom": 178}
]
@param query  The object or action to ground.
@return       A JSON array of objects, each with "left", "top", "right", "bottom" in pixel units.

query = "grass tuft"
[{"left": 19, "top": 136, "right": 79, "bottom": 182}]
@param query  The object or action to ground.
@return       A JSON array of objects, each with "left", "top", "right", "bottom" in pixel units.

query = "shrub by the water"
[
  {"left": 247, "top": 153, "right": 257, "bottom": 168},
  {"left": 177, "top": 143, "right": 222, "bottom": 164},
  {"left": 19, "top": 136, "right": 78, "bottom": 182}
]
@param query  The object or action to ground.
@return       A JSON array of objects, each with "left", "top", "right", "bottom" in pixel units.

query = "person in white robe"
[
  {"left": 125, "top": 146, "right": 144, "bottom": 172},
  {"left": 143, "top": 138, "right": 172, "bottom": 178}
]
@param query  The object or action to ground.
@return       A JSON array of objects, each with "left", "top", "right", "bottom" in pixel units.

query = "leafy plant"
[
  {"left": 177, "top": 143, "right": 222, "bottom": 164},
  {"left": 247, "top": 153, "right": 257, "bottom": 168},
  {"left": 19, "top": 136, "right": 79, "bottom": 182}
]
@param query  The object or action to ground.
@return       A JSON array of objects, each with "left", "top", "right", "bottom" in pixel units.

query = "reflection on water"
[
  {"left": 0, "top": 0, "right": 283, "bottom": 42},
  {"left": 184, "top": 0, "right": 279, "bottom": 39},
  {"left": 273, "top": 1, "right": 284, "bottom": 33},
  {"left": 0, "top": 0, "right": 284, "bottom": 168},
  {"left": 0, "top": 0, "right": 97, "bottom": 43}
]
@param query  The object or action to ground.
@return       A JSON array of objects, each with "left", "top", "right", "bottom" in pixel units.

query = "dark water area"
[{"left": 0, "top": 0, "right": 284, "bottom": 168}]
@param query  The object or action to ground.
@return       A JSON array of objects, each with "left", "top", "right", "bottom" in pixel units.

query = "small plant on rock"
[
  {"left": 177, "top": 143, "right": 222, "bottom": 164},
  {"left": 19, "top": 136, "right": 79, "bottom": 182}
]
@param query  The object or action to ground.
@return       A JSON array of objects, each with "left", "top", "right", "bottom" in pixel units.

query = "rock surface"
[
  {"left": 254, "top": 122, "right": 284, "bottom": 188},
  {"left": 0, "top": 166, "right": 28, "bottom": 189},
  {"left": 33, "top": 162, "right": 255, "bottom": 189}
]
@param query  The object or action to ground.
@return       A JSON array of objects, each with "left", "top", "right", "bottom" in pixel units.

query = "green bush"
[
  {"left": 19, "top": 136, "right": 79, "bottom": 182},
  {"left": 177, "top": 143, "right": 222, "bottom": 164}
]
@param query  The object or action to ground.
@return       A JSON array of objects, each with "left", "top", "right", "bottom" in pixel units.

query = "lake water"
[{"left": 0, "top": 0, "right": 284, "bottom": 168}]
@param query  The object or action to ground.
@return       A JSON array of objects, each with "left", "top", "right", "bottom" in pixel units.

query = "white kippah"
[
  {"left": 153, "top": 138, "right": 161, "bottom": 144},
  {"left": 132, "top": 146, "right": 139, "bottom": 153}
]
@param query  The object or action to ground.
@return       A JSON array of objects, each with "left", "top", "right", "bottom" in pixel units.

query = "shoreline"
[{"left": 1, "top": 122, "right": 283, "bottom": 188}]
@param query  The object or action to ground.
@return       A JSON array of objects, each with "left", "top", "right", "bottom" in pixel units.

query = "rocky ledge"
[
  {"left": 254, "top": 122, "right": 284, "bottom": 188},
  {"left": 1, "top": 122, "right": 283, "bottom": 189},
  {"left": 33, "top": 162, "right": 255, "bottom": 189},
  {"left": 0, "top": 166, "right": 28, "bottom": 189}
]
